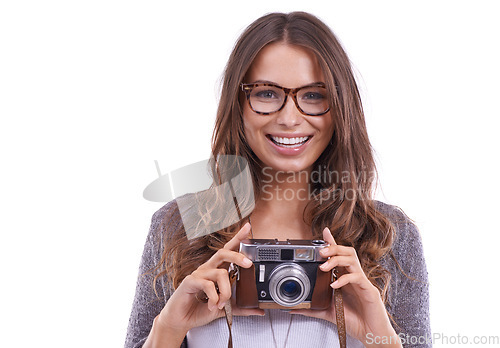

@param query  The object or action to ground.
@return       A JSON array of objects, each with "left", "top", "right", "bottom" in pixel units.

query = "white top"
[{"left": 186, "top": 309, "right": 364, "bottom": 348}]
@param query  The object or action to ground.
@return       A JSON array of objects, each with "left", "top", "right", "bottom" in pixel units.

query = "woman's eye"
[
  {"left": 254, "top": 90, "right": 279, "bottom": 99},
  {"left": 302, "top": 92, "right": 325, "bottom": 101}
]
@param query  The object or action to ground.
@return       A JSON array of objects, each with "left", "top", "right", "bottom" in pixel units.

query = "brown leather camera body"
[{"left": 235, "top": 263, "right": 333, "bottom": 310}]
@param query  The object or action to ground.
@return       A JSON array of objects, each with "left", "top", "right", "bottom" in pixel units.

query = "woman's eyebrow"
[
  {"left": 249, "top": 79, "right": 277, "bottom": 84},
  {"left": 249, "top": 79, "right": 326, "bottom": 87}
]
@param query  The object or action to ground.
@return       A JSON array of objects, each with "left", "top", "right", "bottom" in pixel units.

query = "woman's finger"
[
  {"left": 330, "top": 272, "right": 365, "bottom": 289},
  {"left": 223, "top": 222, "right": 252, "bottom": 251},
  {"left": 213, "top": 269, "right": 232, "bottom": 309},
  {"left": 320, "top": 255, "right": 361, "bottom": 273},
  {"left": 203, "top": 247, "right": 252, "bottom": 269},
  {"left": 191, "top": 268, "right": 233, "bottom": 309},
  {"left": 321, "top": 227, "right": 351, "bottom": 257},
  {"left": 322, "top": 227, "right": 336, "bottom": 245},
  {"left": 331, "top": 273, "right": 381, "bottom": 303},
  {"left": 201, "top": 222, "right": 252, "bottom": 269},
  {"left": 319, "top": 228, "right": 357, "bottom": 258},
  {"left": 183, "top": 275, "right": 221, "bottom": 311}
]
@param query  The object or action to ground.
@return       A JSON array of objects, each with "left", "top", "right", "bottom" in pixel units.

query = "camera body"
[{"left": 236, "top": 239, "right": 333, "bottom": 310}]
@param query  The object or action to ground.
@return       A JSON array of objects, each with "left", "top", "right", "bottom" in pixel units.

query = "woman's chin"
[{"left": 260, "top": 160, "right": 313, "bottom": 175}]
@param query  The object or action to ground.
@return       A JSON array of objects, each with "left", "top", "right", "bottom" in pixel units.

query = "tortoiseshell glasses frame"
[{"left": 240, "top": 82, "right": 330, "bottom": 116}]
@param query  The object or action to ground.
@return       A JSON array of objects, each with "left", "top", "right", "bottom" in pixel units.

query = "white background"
[{"left": 1, "top": 1, "right": 499, "bottom": 347}]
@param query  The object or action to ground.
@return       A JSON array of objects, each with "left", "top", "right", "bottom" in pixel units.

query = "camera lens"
[
  {"left": 268, "top": 263, "right": 310, "bottom": 307},
  {"left": 280, "top": 280, "right": 300, "bottom": 298}
]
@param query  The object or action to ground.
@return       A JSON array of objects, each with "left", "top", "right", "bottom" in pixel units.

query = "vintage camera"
[{"left": 236, "top": 239, "right": 333, "bottom": 310}]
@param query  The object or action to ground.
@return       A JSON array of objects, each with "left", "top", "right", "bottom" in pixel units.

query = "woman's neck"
[{"left": 250, "top": 168, "right": 314, "bottom": 240}]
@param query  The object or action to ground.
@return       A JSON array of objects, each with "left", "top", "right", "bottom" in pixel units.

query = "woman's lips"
[
  {"left": 266, "top": 134, "right": 313, "bottom": 155},
  {"left": 269, "top": 135, "right": 310, "bottom": 147}
]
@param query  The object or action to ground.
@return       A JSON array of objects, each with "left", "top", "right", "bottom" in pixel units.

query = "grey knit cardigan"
[{"left": 125, "top": 200, "right": 431, "bottom": 348}]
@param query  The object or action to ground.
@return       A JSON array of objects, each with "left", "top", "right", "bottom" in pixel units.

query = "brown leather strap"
[
  {"left": 224, "top": 301, "right": 234, "bottom": 348},
  {"left": 224, "top": 267, "right": 238, "bottom": 348},
  {"left": 334, "top": 287, "right": 347, "bottom": 348}
]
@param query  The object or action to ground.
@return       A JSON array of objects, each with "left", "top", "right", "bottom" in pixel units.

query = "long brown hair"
[{"left": 154, "top": 11, "right": 396, "bottom": 304}]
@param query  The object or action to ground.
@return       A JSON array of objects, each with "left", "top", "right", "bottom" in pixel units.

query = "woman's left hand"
[{"left": 290, "top": 227, "right": 401, "bottom": 347}]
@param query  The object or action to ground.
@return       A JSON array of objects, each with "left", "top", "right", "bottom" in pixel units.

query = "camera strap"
[
  {"left": 334, "top": 288, "right": 347, "bottom": 348},
  {"left": 223, "top": 268, "right": 346, "bottom": 348},
  {"left": 224, "top": 267, "right": 238, "bottom": 348}
]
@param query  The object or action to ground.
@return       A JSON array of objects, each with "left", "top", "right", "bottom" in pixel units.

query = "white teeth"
[{"left": 270, "top": 136, "right": 309, "bottom": 145}]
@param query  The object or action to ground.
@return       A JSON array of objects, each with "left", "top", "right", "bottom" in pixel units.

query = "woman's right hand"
[{"left": 152, "top": 222, "right": 263, "bottom": 340}]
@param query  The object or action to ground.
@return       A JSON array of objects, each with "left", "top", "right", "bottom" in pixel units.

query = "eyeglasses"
[{"left": 240, "top": 82, "right": 330, "bottom": 116}]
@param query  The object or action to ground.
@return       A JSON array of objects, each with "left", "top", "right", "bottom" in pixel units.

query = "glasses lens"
[
  {"left": 297, "top": 86, "right": 329, "bottom": 115},
  {"left": 247, "top": 84, "right": 329, "bottom": 115},
  {"left": 248, "top": 85, "right": 285, "bottom": 114}
]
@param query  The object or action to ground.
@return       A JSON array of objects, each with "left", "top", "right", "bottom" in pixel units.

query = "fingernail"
[
  {"left": 242, "top": 257, "right": 252, "bottom": 267},
  {"left": 320, "top": 248, "right": 328, "bottom": 255},
  {"left": 218, "top": 302, "right": 226, "bottom": 310},
  {"left": 319, "top": 263, "right": 327, "bottom": 270},
  {"left": 330, "top": 280, "right": 339, "bottom": 288}
]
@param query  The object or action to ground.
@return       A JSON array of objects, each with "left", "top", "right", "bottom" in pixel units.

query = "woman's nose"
[{"left": 275, "top": 96, "right": 303, "bottom": 127}]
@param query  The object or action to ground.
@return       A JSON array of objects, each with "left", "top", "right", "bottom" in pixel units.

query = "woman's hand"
[
  {"left": 154, "top": 222, "right": 264, "bottom": 338},
  {"left": 291, "top": 227, "right": 401, "bottom": 347}
]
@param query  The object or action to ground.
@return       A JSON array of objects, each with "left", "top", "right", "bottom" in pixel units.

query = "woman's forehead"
[{"left": 246, "top": 42, "right": 325, "bottom": 86}]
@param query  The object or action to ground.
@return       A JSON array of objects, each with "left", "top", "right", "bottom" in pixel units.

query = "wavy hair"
[{"left": 153, "top": 11, "right": 396, "bottom": 305}]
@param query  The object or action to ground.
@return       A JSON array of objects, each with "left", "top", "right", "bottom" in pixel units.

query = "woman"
[{"left": 125, "top": 12, "right": 430, "bottom": 348}]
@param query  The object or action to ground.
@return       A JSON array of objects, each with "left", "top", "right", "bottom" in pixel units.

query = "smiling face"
[{"left": 242, "top": 42, "right": 335, "bottom": 174}]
